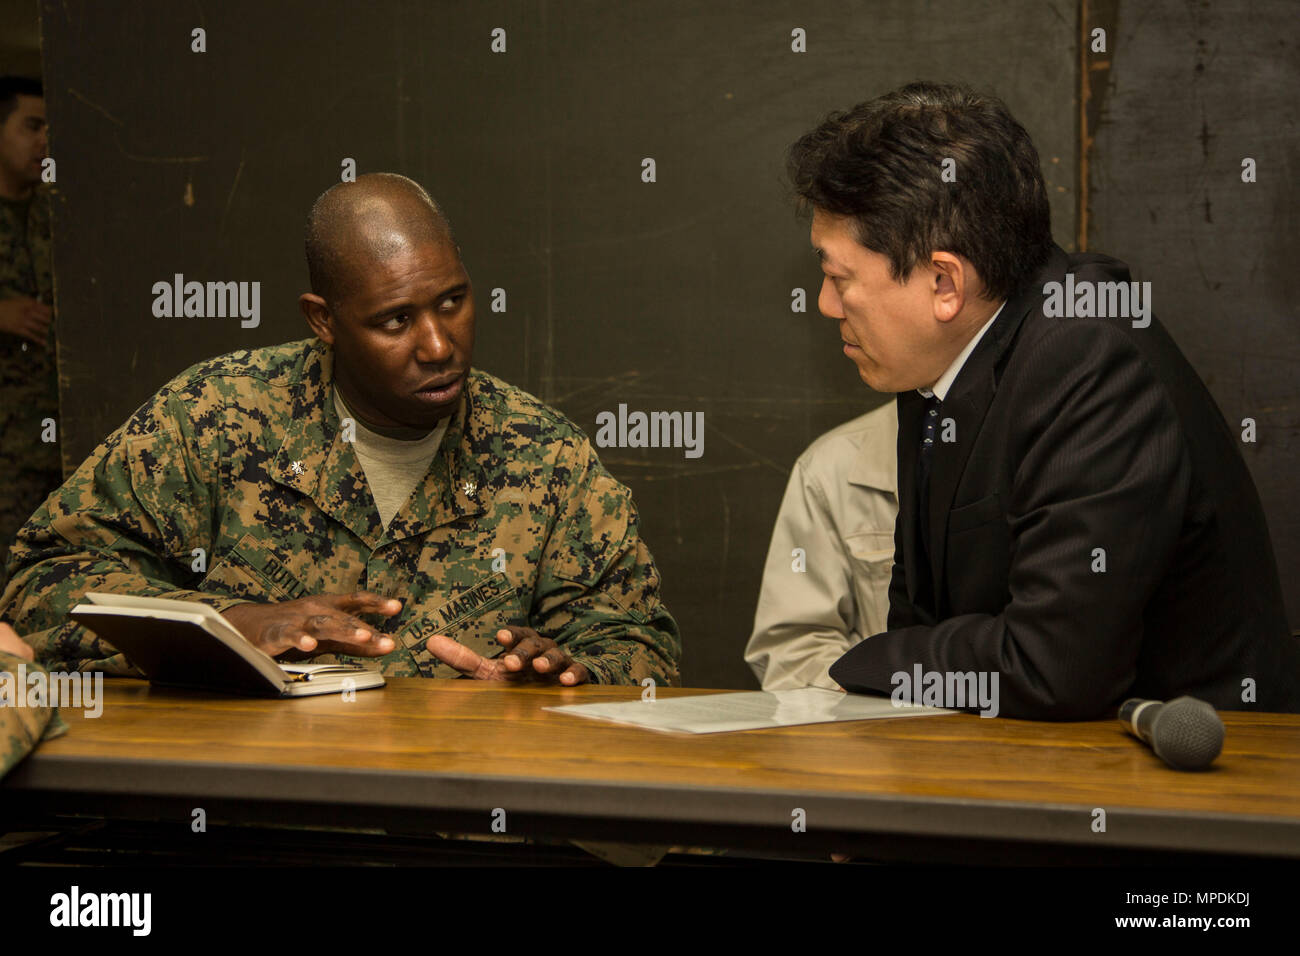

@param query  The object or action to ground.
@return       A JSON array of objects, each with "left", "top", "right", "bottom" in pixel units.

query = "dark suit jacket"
[{"left": 829, "top": 244, "right": 1300, "bottom": 719}]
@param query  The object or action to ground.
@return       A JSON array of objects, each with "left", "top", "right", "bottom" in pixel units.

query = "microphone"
[{"left": 1119, "top": 696, "right": 1224, "bottom": 770}]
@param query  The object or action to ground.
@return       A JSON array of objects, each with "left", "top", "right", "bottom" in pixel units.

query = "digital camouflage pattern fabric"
[
  {"left": 0, "top": 187, "right": 60, "bottom": 594},
  {"left": 0, "top": 648, "right": 67, "bottom": 780},
  {"left": 0, "top": 337, "right": 681, "bottom": 686}
]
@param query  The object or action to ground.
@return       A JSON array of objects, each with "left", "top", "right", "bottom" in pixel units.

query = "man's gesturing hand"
[
  {"left": 221, "top": 592, "right": 402, "bottom": 659},
  {"left": 425, "top": 625, "right": 591, "bottom": 684}
]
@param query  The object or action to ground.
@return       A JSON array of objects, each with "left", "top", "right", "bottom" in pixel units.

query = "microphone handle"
[
  {"left": 1134, "top": 700, "right": 1163, "bottom": 741},
  {"left": 1119, "top": 698, "right": 1163, "bottom": 743}
]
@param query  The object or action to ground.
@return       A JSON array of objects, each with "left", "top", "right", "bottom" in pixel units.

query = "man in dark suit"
[{"left": 786, "top": 81, "right": 1299, "bottom": 720}]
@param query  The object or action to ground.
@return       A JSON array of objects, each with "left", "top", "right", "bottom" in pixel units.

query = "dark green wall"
[{"left": 42, "top": 1, "right": 1097, "bottom": 687}]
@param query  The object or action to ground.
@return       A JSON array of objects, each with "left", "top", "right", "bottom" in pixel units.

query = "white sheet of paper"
[{"left": 544, "top": 687, "right": 957, "bottom": 734}]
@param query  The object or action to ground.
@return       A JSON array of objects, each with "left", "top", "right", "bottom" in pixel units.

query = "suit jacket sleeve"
[
  {"left": 0, "top": 387, "right": 251, "bottom": 674},
  {"left": 831, "top": 321, "right": 1192, "bottom": 719}
]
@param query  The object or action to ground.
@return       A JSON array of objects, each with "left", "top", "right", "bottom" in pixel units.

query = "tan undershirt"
[{"left": 332, "top": 386, "right": 449, "bottom": 528}]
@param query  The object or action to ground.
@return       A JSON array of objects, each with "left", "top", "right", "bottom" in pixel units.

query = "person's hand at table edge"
[{"left": 0, "top": 622, "right": 36, "bottom": 662}]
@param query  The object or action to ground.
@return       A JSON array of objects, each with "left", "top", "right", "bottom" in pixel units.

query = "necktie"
[{"left": 917, "top": 394, "right": 942, "bottom": 554}]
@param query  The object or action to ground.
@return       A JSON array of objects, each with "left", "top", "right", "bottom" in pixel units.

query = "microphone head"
[{"left": 1150, "top": 696, "right": 1225, "bottom": 770}]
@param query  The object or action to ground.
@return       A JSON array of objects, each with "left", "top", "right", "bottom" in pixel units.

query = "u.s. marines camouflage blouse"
[{"left": 0, "top": 338, "right": 681, "bottom": 685}]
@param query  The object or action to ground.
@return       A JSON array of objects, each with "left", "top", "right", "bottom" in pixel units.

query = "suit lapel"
[
  {"left": 894, "top": 391, "right": 927, "bottom": 606},
  {"left": 926, "top": 244, "right": 1069, "bottom": 606},
  {"left": 926, "top": 372, "right": 994, "bottom": 606}
]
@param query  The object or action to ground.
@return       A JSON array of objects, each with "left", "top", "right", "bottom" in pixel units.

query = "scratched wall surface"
[
  {"left": 39, "top": 1, "right": 1077, "bottom": 688},
  {"left": 1088, "top": 0, "right": 1300, "bottom": 629}
]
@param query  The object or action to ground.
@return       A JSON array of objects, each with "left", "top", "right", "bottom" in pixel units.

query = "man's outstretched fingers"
[
  {"left": 305, "top": 612, "right": 365, "bottom": 648},
  {"left": 495, "top": 625, "right": 534, "bottom": 651},
  {"left": 340, "top": 592, "right": 403, "bottom": 616},
  {"left": 299, "top": 606, "right": 394, "bottom": 654},
  {"left": 533, "top": 646, "right": 571, "bottom": 674},
  {"left": 265, "top": 621, "right": 316, "bottom": 654},
  {"left": 426, "top": 633, "right": 499, "bottom": 680},
  {"left": 502, "top": 635, "right": 548, "bottom": 670},
  {"left": 557, "top": 662, "right": 591, "bottom": 686}
]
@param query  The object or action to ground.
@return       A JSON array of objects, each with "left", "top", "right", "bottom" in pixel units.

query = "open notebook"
[{"left": 69, "top": 592, "right": 385, "bottom": 698}]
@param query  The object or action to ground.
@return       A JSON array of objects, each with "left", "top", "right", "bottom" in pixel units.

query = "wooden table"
[{"left": 3, "top": 678, "right": 1298, "bottom": 863}]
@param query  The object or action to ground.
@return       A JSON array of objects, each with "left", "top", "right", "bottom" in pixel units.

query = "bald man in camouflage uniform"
[
  {"left": 0, "top": 174, "right": 680, "bottom": 687},
  {"left": 0, "top": 77, "right": 59, "bottom": 595}
]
